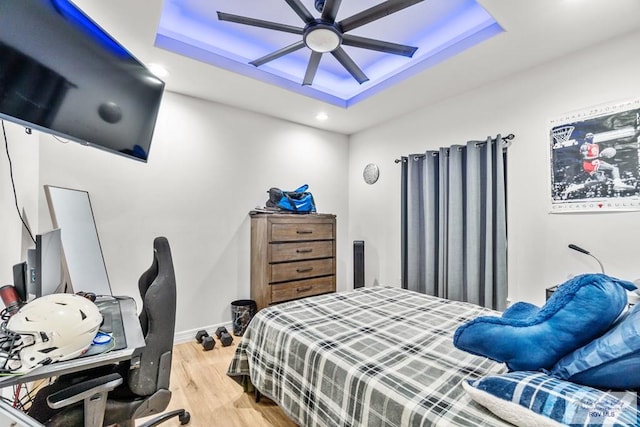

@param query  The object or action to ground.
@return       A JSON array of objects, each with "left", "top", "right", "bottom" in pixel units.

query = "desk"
[
  {"left": 0, "top": 399, "right": 44, "bottom": 426},
  {"left": 0, "top": 296, "right": 145, "bottom": 388}
]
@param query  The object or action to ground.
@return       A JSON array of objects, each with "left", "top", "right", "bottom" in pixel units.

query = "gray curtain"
[{"left": 401, "top": 135, "right": 508, "bottom": 310}]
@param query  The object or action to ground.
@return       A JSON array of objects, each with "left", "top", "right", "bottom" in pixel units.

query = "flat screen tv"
[{"left": 0, "top": 0, "right": 165, "bottom": 162}]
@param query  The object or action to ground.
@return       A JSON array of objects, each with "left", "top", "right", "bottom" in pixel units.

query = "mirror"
[{"left": 44, "top": 185, "right": 112, "bottom": 296}]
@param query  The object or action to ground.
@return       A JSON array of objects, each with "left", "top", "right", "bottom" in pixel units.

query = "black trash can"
[{"left": 231, "top": 299, "right": 257, "bottom": 336}]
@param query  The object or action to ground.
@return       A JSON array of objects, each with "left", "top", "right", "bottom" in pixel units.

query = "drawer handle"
[
  {"left": 296, "top": 267, "right": 313, "bottom": 273},
  {"left": 296, "top": 229, "right": 313, "bottom": 234},
  {"left": 296, "top": 286, "right": 312, "bottom": 293},
  {"left": 296, "top": 248, "right": 313, "bottom": 253}
]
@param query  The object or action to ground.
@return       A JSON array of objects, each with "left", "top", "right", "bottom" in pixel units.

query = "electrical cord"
[
  {"left": 9, "top": 380, "right": 40, "bottom": 412},
  {"left": 1, "top": 120, "right": 35, "bottom": 244},
  {"left": 14, "top": 379, "right": 46, "bottom": 412}
]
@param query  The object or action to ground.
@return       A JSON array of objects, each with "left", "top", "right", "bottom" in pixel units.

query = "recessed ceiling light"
[
  {"left": 148, "top": 63, "right": 169, "bottom": 78},
  {"left": 316, "top": 112, "right": 329, "bottom": 121}
]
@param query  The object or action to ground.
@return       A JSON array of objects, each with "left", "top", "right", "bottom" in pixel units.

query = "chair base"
[{"left": 139, "top": 409, "right": 191, "bottom": 427}]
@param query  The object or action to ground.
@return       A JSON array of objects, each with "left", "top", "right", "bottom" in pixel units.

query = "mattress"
[{"left": 228, "top": 287, "right": 511, "bottom": 426}]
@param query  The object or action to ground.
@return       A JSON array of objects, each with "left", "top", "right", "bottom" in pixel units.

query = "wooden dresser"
[{"left": 250, "top": 212, "right": 336, "bottom": 310}]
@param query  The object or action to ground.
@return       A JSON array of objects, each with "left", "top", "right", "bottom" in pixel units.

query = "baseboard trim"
[{"left": 174, "top": 322, "right": 234, "bottom": 345}]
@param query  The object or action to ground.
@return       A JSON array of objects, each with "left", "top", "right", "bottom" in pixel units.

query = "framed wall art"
[{"left": 549, "top": 99, "right": 640, "bottom": 213}]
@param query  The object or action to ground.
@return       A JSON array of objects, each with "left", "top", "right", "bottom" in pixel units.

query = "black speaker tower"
[{"left": 353, "top": 240, "right": 365, "bottom": 289}]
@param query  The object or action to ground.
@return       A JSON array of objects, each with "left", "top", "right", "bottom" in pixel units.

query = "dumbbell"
[
  {"left": 195, "top": 329, "right": 215, "bottom": 351},
  {"left": 215, "top": 326, "right": 233, "bottom": 347}
]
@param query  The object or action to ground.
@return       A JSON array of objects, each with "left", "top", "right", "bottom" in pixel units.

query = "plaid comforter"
[{"left": 227, "top": 287, "right": 511, "bottom": 426}]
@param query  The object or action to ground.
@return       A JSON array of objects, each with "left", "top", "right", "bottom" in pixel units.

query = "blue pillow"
[
  {"left": 502, "top": 301, "right": 540, "bottom": 320},
  {"left": 463, "top": 371, "right": 639, "bottom": 427},
  {"left": 551, "top": 302, "right": 640, "bottom": 389},
  {"left": 453, "top": 274, "right": 635, "bottom": 371}
]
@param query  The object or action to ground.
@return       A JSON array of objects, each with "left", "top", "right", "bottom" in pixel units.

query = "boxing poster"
[{"left": 549, "top": 99, "right": 640, "bottom": 213}]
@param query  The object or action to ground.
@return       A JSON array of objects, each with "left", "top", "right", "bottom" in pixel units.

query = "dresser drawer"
[
  {"left": 270, "top": 258, "right": 334, "bottom": 283},
  {"left": 270, "top": 222, "right": 334, "bottom": 242},
  {"left": 271, "top": 277, "right": 335, "bottom": 304},
  {"left": 270, "top": 241, "right": 333, "bottom": 263},
  {"left": 251, "top": 212, "right": 336, "bottom": 311}
]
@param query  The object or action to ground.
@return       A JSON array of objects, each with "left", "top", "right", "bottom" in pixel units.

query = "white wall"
[
  {"left": 0, "top": 123, "right": 39, "bottom": 285},
  {"left": 348, "top": 29, "right": 640, "bottom": 306},
  {"left": 1, "top": 91, "right": 349, "bottom": 337}
]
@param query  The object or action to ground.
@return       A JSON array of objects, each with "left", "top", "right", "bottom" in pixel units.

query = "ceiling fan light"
[{"left": 305, "top": 27, "right": 341, "bottom": 53}]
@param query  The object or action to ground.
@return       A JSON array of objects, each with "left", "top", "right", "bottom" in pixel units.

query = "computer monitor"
[{"left": 26, "top": 229, "right": 63, "bottom": 299}]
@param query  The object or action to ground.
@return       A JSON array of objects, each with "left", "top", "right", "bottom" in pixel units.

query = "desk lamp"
[{"left": 568, "top": 244, "right": 605, "bottom": 274}]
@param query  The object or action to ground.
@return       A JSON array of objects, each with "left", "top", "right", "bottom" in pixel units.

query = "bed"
[{"left": 227, "top": 287, "right": 511, "bottom": 426}]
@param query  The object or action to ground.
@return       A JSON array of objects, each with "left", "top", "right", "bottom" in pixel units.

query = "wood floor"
[{"left": 138, "top": 338, "right": 297, "bottom": 427}]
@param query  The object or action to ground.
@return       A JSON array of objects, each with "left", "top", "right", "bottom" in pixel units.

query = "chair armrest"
[{"left": 47, "top": 373, "right": 123, "bottom": 409}]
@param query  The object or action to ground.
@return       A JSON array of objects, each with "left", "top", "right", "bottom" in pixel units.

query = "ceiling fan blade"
[
  {"left": 339, "top": 0, "right": 424, "bottom": 33},
  {"left": 331, "top": 47, "right": 369, "bottom": 84},
  {"left": 217, "top": 12, "right": 303, "bottom": 35},
  {"left": 284, "top": 0, "right": 315, "bottom": 24},
  {"left": 342, "top": 34, "right": 417, "bottom": 57},
  {"left": 321, "top": 0, "right": 342, "bottom": 22},
  {"left": 250, "top": 41, "right": 306, "bottom": 67},
  {"left": 303, "top": 52, "right": 323, "bottom": 86}
]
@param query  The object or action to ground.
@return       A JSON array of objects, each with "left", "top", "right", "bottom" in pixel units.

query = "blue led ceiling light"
[{"left": 156, "top": 0, "right": 503, "bottom": 107}]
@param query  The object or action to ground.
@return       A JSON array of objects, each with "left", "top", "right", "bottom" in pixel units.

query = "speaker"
[
  {"left": 354, "top": 240, "right": 364, "bottom": 289},
  {"left": 12, "top": 262, "right": 27, "bottom": 303}
]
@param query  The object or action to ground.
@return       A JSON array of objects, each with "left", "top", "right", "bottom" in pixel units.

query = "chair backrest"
[{"left": 127, "top": 236, "right": 177, "bottom": 397}]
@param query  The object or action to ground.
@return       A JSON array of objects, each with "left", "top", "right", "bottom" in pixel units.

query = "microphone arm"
[{"left": 568, "top": 244, "right": 605, "bottom": 274}]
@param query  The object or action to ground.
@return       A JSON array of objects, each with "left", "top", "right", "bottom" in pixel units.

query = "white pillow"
[
  {"left": 462, "top": 381, "right": 562, "bottom": 427},
  {"left": 463, "top": 371, "right": 639, "bottom": 427}
]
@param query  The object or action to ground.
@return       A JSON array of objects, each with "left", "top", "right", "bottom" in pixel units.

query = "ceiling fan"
[{"left": 217, "top": 0, "right": 423, "bottom": 86}]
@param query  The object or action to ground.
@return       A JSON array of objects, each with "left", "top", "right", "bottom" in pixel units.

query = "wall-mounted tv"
[{"left": 0, "top": 0, "right": 165, "bottom": 162}]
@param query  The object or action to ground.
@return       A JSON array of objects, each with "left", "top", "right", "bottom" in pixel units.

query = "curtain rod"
[{"left": 394, "top": 133, "right": 515, "bottom": 163}]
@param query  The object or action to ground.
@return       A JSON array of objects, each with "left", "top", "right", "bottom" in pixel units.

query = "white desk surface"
[{"left": 0, "top": 399, "right": 44, "bottom": 426}]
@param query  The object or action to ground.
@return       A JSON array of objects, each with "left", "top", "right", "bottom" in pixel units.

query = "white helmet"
[{"left": 1, "top": 294, "right": 102, "bottom": 372}]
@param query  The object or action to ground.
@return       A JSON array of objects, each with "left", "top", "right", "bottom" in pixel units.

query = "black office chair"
[{"left": 28, "top": 236, "right": 190, "bottom": 427}]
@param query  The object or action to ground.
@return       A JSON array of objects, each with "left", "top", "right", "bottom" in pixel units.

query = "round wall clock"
[{"left": 363, "top": 163, "right": 380, "bottom": 184}]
